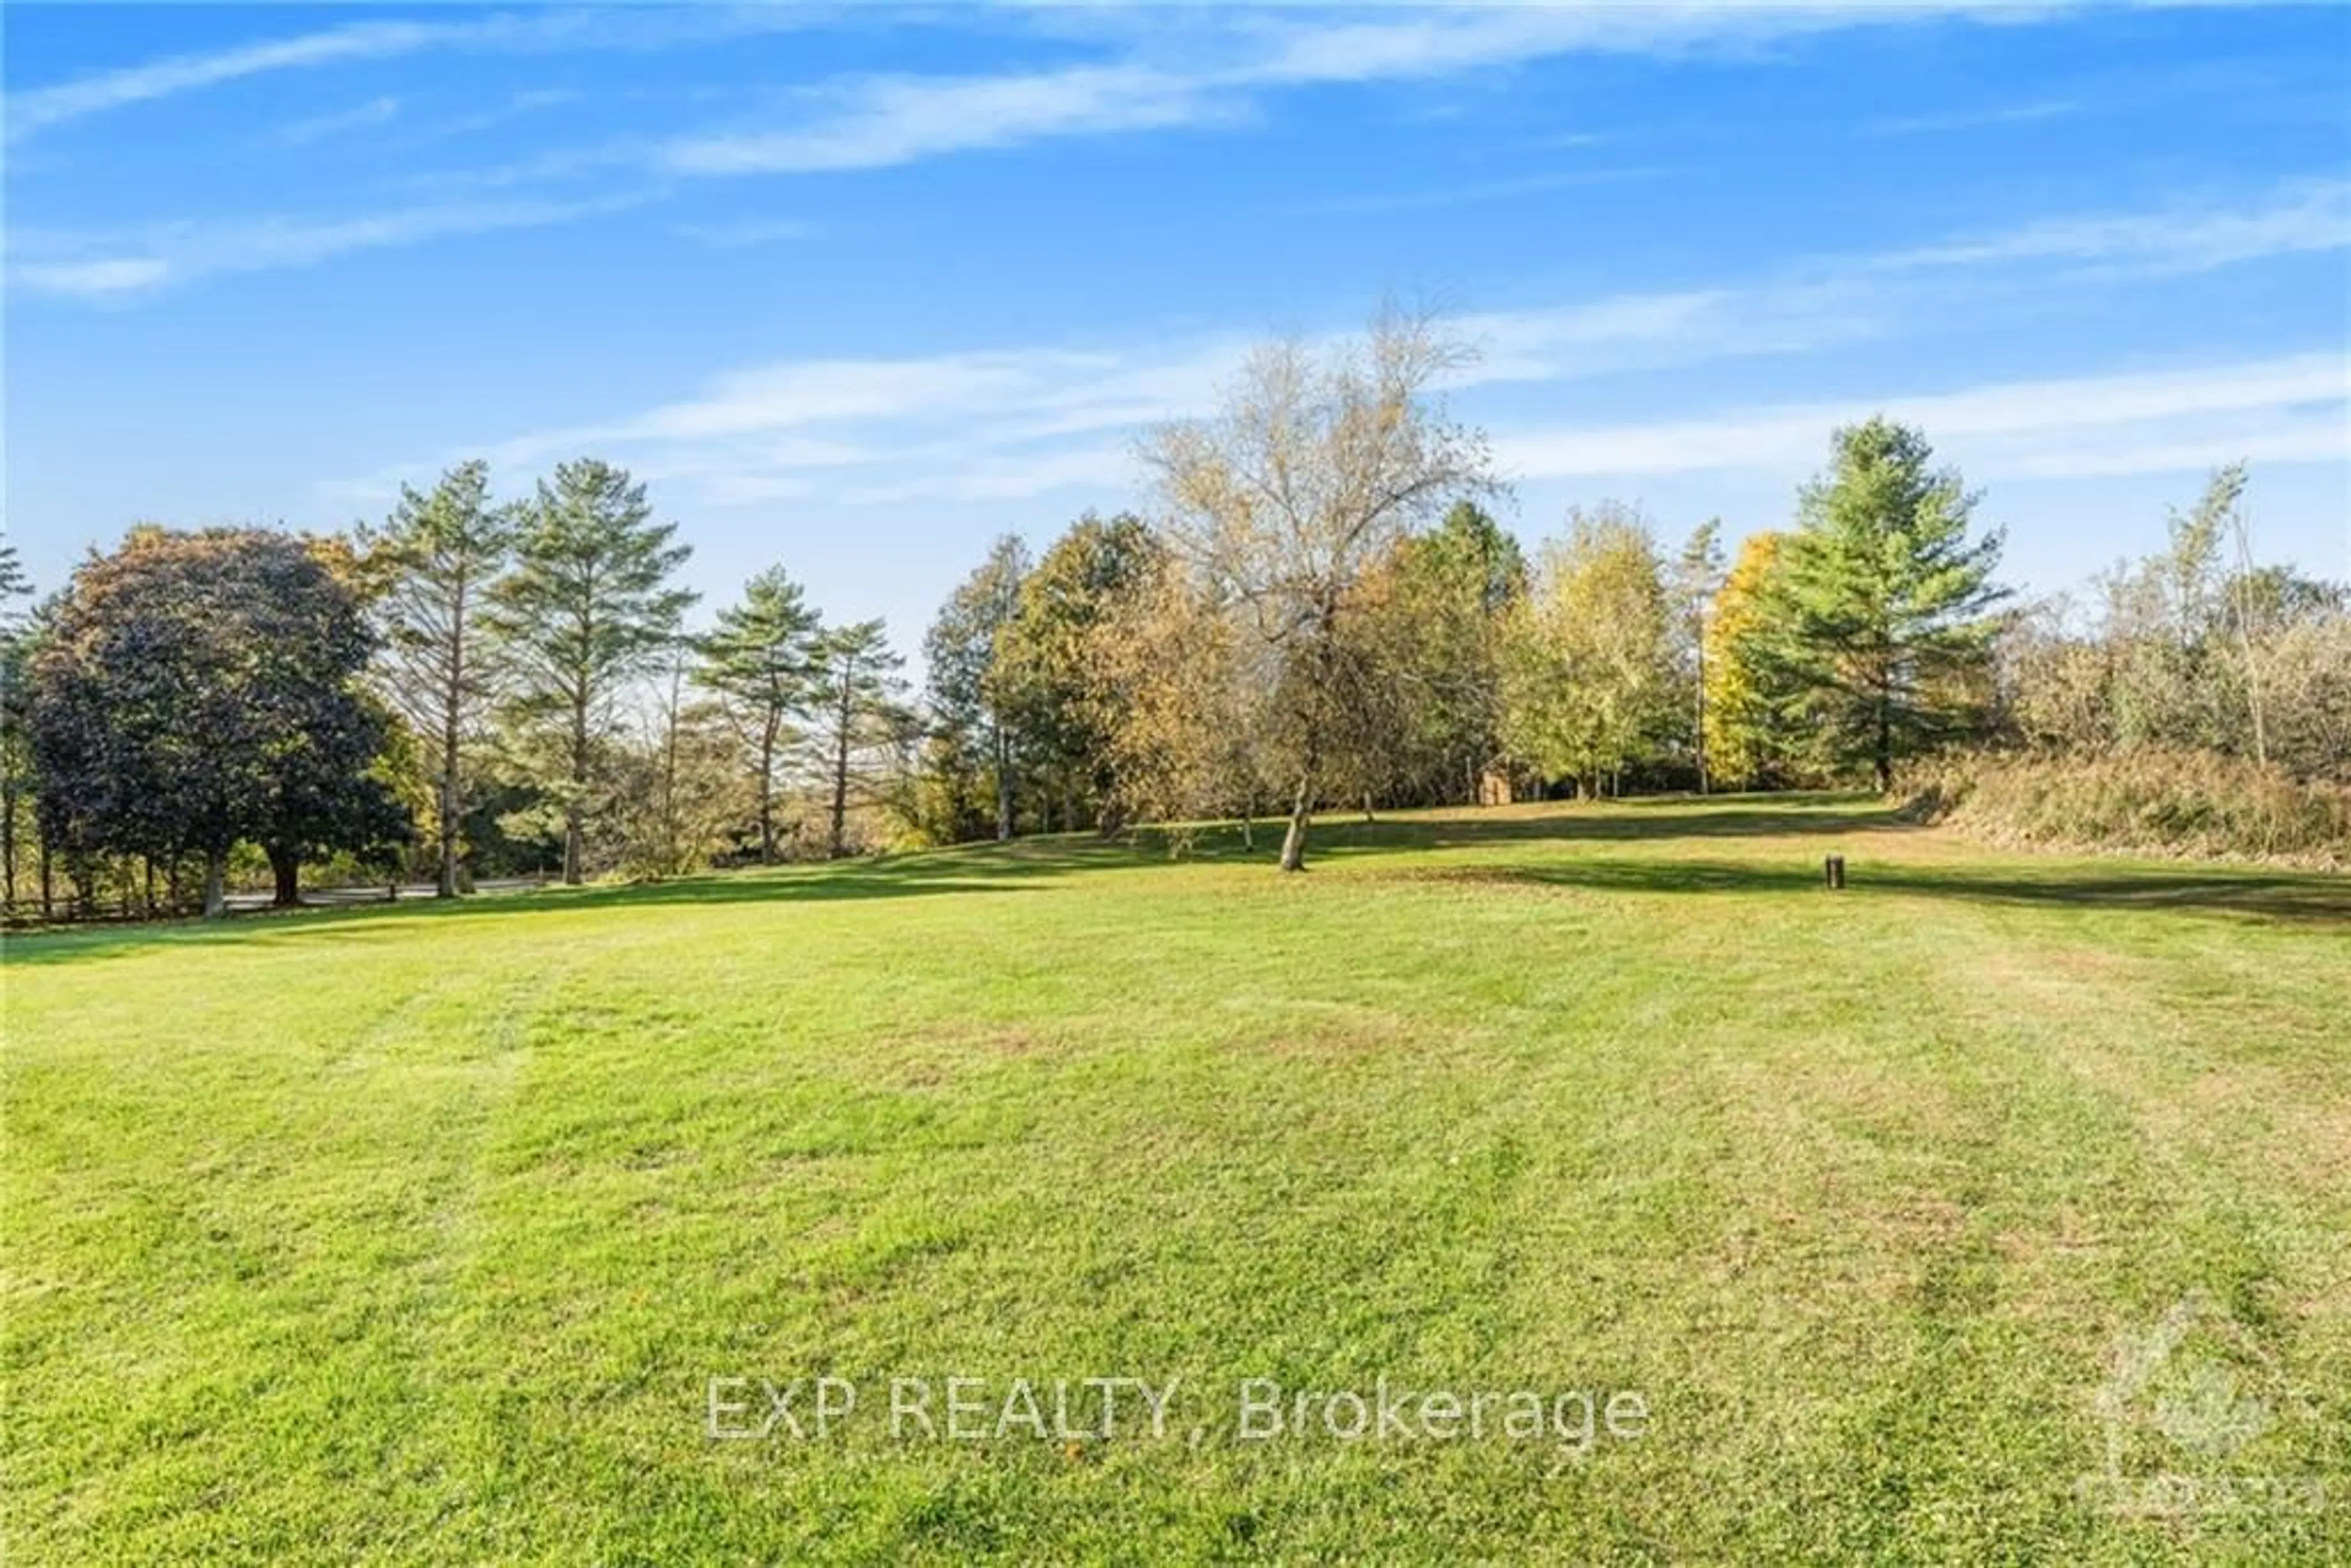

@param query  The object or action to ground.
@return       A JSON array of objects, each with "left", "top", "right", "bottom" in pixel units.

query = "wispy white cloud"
[
  {"left": 1491, "top": 353, "right": 2351, "bottom": 482},
  {"left": 9, "top": 17, "right": 473, "bottom": 143},
  {"left": 1453, "top": 176, "right": 2351, "bottom": 382},
  {"left": 672, "top": 216, "right": 816, "bottom": 249},
  {"left": 2, "top": 1, "right": 2235, "bottom": 174},
  {"left": 315, "top": 174, "right": 2351, "bottom": 508},
  {"left": 271, "top": 94, "right": 401, "bottom": 148},
  {"left": 8, "top": 257, "right": 174, "bottom": 301},
  {"left": 1866, "top": 99, "right": 2080, "bottom": 136},
  {"left": 320, "top": 338, "right": 1239, "bottom": 508},
  {"left": 430, "top": 88, "right": 585, "bottom": 140},
  {"left": 9, "top": 192, "right": 655, "bottom": 301},
  {"left": 1877, "top": 176, "right": 2351, "bottom": 276},
  {"left": 4, "top": 8, "right": 821, "bottom": 144},
  {"left": 1458, "top": 281, "right": 1891, "bottom": 386},
  {"left": 1272, "top": 166, "right": 1666, "bottom": 220},
  {"left": 652, "top": 2, "right": 2092, "bottom": 178},
  {"left": 1217, "top": 4, "right": 2068, "bottom": 85},
  {"left": 468, "top": 347, "right": 1202, "bottom": 475},
  {"left": 659, "top": 64, "right": 1226, "bottom": 176},
  {"left": 839, "top": 447, "right": 1136, "bottom": 507},
  {"left": 21, "top": 1, "right": 2282, "bottom": 303},
  {"left": 331, "top": 334, "right": 2350, "bottom": 514}
]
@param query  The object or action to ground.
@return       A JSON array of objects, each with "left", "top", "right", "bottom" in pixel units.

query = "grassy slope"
[{"left": 4, "top": 795, "right": 2346, "bottom": 1562}]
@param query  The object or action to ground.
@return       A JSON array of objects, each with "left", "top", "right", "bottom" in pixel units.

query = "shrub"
[{"left": 1898, "top": 748, "right": 2351, "bottom": 868}]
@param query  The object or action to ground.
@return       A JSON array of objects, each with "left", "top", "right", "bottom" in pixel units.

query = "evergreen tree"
[
  {"left": 1761, "top": 419, "right": 2006, "bottom": 790},
  {"left": 358, "top": 460, "right": 514, "bottom": 896},
  {"left": 488, "top": 459, "right": 696, "bottom": 883},
  {"left": 809, "top": 620, "right": 909, "bottom": 858},
  {"left": 696, "top": 566, "right": 821, "bottom": 864}
]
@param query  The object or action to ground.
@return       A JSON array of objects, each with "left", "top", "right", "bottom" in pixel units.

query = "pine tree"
[
  {"left": 809, "top": 620, "right": 909, "bottom": 858},
  {"left": 488, "top": 459, "right": 696, "bottom": 883},
  {"left": 696, "top": 566, "right": 821, "bottom": 864},
  {"left": 358, "top": 460, "right": 514, "bottom": 897},
  {"left": 1761, "top": 419, "right": 2006, "bottom": 790}
]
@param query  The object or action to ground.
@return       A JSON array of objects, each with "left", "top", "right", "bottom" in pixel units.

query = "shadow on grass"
[
  {"left": 1297, "top": 795, "right": 1903, "bottom": 857},
  {"left": 1406, "top": 858, "right": 2351, "bottom": 926},
  {"left": 10, "top": 792, "right": 2339, "bottom": 964},
  {"left": 5, "top": 795, "right": 1903, "bottom": 961},
  {"left": 0, "top": 871, "right": 1047, "bottom": 967}
]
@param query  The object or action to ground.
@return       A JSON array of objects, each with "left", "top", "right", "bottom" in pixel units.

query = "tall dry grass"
[{"left": 1899, "top": 748, "right": 2351, "bottom": 869}]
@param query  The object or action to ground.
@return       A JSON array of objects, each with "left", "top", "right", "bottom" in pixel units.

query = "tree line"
[
  {"left": 4, "top": 311, "right": 2343, "bottom": 918},
  {"left": 6, "top": 458, "right": 917, "bottom": 918}
]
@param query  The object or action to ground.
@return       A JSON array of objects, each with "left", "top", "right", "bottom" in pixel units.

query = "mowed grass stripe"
[{"left": 4, "top": 795, "right": 2345, "bottom": 1561}]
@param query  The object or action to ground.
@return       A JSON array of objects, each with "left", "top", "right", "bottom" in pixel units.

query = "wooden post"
[{"left": 1824, "top": 855, "right": 1846, "bottom": 890}]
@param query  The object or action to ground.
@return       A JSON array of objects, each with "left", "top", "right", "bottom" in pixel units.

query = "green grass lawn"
[{"left": 6, "top": 795, "right": 2347, "bottom": 1562}]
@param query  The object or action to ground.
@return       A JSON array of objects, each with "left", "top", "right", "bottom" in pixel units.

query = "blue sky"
[{"left": 7, "top": 2, "right": 2348, "bottom": 656}]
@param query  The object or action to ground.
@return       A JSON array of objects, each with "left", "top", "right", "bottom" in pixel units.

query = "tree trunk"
[
  {"left": 439, "top": 580, "right": 468, "bottom": 898},
  {"left": 660, "top": 667, "right": 685, "bottom": 876},
  {"left": 757, "top": 719, "right": 779, "bottom": 865},
  {"left": 268, "top": 845, "right": 301, "bottom": 907},
  {"left": 1281, "top": 609, "right": 1337, "bottom": 874},
  {"left": 201, "top": 847, "right": 227, "bottom": 920},
  {"left": 1, "top": 778, "right": 17, "bottom": 907},
  {"left": 562, "top": 799, "right": 584, "bottom": 883},
  {"left": 564, "top": 690, "right": 589, "bottom": 885},
  {"left": 437, "top": 778, "right": 460, "bottom": 898},
  {"left": 829, "top": 681, "right": 853, "bottom": 860},
  {"left": 1278, "top": 769, "right": 1314, "bottom": 873},
  {"left": 1693, "top": 637, "right": 1710, "bottom": 795},
  {"left": 994, "top": 724, "right": 1014, "bottom": 842},
  {"left": 1875, "top": 690, "right": 1894, "bottom": 794}
]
